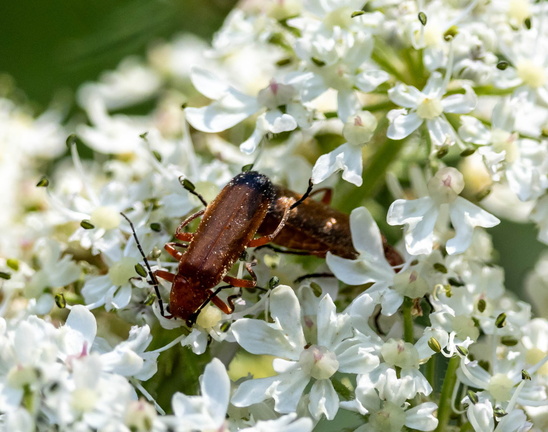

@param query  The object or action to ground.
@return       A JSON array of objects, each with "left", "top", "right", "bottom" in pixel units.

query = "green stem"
[
  {"left": 425, "top": 353, "right": 436, "bottom": 389},
  {"left": 402, "top": 297, "right": 414, "bottom": 343},
  {"left": 435, "top": 355, "right": 460, "bottom": 432}
]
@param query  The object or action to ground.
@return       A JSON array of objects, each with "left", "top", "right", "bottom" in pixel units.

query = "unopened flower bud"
[
  {"left": 427, "top": 167, "right": 465, "bottom": 204},
  {"left": 343, "top": 111, "right": 377, "bottom": 146},
  {"left": 299, "top": 345, "right": 339, "bottom": 380},
  {"left": 257, "top": 80, "right": 296, "bottom": 109}
]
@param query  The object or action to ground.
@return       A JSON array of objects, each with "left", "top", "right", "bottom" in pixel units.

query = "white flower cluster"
[{"left": 1, "top": 0, "right": 548, "bottom": 431}]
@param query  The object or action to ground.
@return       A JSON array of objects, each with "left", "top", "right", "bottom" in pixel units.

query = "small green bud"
[
  {"left": 433, "top": 263, "right": 447, "bottom": 273},
  {"left": 135, "top": 263, "right": 148, "bottom": 278},
  {"left": 495, "top": 313, "right": 506, "bottom": 328},
  {"left": 6, "top": 258, "right": 19, "bottom": 271},
  {"left": 276, "top": 58, "right": 292, "bottom": 67},
  {"left": 311, "top": 57, "right": 326, "bottom": 67},
  {"left": 143, "top": 293, "right": 157, "bottom": 306},
  {"left": 36, "top": 176, "right": 49, "bottom": 187},
  {"left": 152, "top": 150, "right": 162, "bottom": 162},
  {"left": 456, "top": 345, "right": 469, "bottom": 357},
  {"left": 494, "top": 407, "right": 507, "bottom": 417},
  {"left": 500, "top": 336, "right": 518, "bottom": 346},
  {"left": 428, "top": 337, "right": 441, "bottom": 353},
  {"left": 418, "top": 12, "right": 427, "bottom": 26},
  {"left": 460, "top": 148, "right": 476, "bottom": 157},
  {"left": 181, "top": 178, "right": 196, "bottom": 192},
  {"left": 310, "top": 282, "right": 323, "bottom": 296},
  {"left": 268, "top": 276, "right": 280, "bottom": 289},
  {"left": 436, "top": 146, "right": 449, "bottom": 158},
  {"left": 467, "top": 390, "right": 478, "bottom": 404},
  {"left": 80, "top": 220, "right": 95, "bottom": 230},
  {"left": 444, "top": 26, "right": 458, "bottom": 40},
  {"left": 55, "top": 293, "right": 66, "bottom": 309},
  {"left": 66, "top": 134, "right": 78, "bottom": 147},
  {"left": 476, "top": 188, "right": 492, "bottom": 201},
  {"left": 496, "top": 61, "right": 509, "bottom": 70}
]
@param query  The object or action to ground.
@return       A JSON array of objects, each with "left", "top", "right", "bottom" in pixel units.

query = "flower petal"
[
  {"left": 309, "top": 380, "right": 339, "bottom": 420},
  {"left": 446, "top": 197, "right": 500, "bottom": 254},
  {"left": 231, "top": 318, "right": 302, "bottom": 359},
  {"left": 190, "top": 67, "right": 231, "bottom": 100},
  {"left": 202, "top": 359, "right": 230, "bottom": 424},
  {"left": 349, "top": 207, "right": 385, "bottom": 258},
  {"left": 388, "top": 84, "right": 423, "bottom": 108},
  {"left": 387, "top": 111, "right": 423, "bottom": 140},
  {"left": 66, "top": 305, "right": 97, "bottom": 347},
  {"left": 270, "top": 286, "right": 306, "bottom": 348},
  {"left": 441, "top": 86, "right": 477, "bottom": 114},
  {"left": 264, "top": 110, "right": 298, "bottom": 133},
  {"left": 185, "top": 102, "right": 256, "bottom": 133},
  {"left": 405, "top": 402, "right": 439, "bottom": 431},
  {"left": 326, "top": 253, "right": 377, "bottom": 285}
]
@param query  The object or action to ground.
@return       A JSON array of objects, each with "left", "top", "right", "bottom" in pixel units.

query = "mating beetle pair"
[{"left": 125, "top": 171, "right": 402, "bottom": 326}]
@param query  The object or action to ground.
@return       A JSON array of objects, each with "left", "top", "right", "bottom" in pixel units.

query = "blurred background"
[
  {"left": 0, "top": 0, "right": 236, "bottom": 107},
  {"left": 0, "top": 0, "right": 543, "bottom": 300}
]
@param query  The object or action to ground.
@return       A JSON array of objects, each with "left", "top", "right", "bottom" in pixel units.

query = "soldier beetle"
[
  {"left": 257, "top": 184, "right": 404, "bottom": 267},
  {"left": 124, "top": 171, "right": 305, "bottom": 326}
]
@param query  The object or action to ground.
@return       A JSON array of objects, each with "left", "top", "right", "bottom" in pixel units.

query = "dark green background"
[{"left": 0, "top": 0, "right": 236, "bottom": 107}]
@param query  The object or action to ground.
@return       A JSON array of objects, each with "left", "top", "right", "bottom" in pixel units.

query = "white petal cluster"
[{"left": 1, "top": 0, "right": 548, "bottom": 430}]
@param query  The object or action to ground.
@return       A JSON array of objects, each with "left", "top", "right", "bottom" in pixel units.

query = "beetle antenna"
[
  {"left": 179, "top": 176, "right": 208, "bottom": 207},
  {"left": 120, "top": 212, "right": 166, "bottom": 316},
  {"left": 290, "top": 178, "right": 314, "bottom": 209}
]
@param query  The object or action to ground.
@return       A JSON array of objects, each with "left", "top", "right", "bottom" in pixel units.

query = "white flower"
[
  {"left": 525, "top": 253, "right": 548, "bottom": 319},
  {"left": 161, "top": 358, "right": 230, "bottom": 432},
  {"left": 0, "top": 306, "right": 158, "bottom": 430},
  {"left": 23, "top": 238, "right": 80, "bottom": 315},
  {"left": 387, "top": 167, "right": 500, "bottom": 255},
  {"left": 311, "top": 111, "right": 377, "bottom": 186},
  {"left": 185, "top": 68, "right": 313, "bottom": 154},
  {"left": 387, "top": 72, "right": 477, "bottom": 148},
  {"left": 289, "top": 28, "right": 389, "bottom": 121},
  {"left": 238, "top": 412, "right": 313, "bottom": 432},
  {"left": 326, "top": 207, "right": 400, "bottom": 315},
  {"left": 78, "top": 58, "right": 161, "bottom": 111},
  {"left": 464, "top": 393, "right": 532, "bottom": 432},
  {"left": 341, "top": 367, "right": 438, "bottom": 432},
  {"left": 458, "top": 357, "right": 547, "bottom": 408},
  {"left": 230, "top": 285, "right": 379, "bottom": 420},
  {"left": 82, "top": 242, "right": 141, "bottom": 311},
  {"left": 531, "top": 194, "right": 548, "bottom": 246}
]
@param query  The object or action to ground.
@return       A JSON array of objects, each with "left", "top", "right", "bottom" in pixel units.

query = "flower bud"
[
  {"left": 299, "top": 345, "right": 339, "bottom": 380},
  {"left": 427, "top": 167, "right": 465, "bottom": 204},
  {"left": 343, "top": 111, "right": 377, "bottom": 146}
]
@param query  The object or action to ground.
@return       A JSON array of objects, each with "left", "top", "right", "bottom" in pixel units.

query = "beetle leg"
[
  {"left": 309, "top": 187, "right": 332, "bottom": 205},
  {"left": 163, "top": 244, "right": 185, "bottom": 261},
  {"left": 222, "top": 275, "right": 256, "bottom": 288},
  {"left": 154, "top": 269, "right": 175, "bottom": 282},
  {"left": 210, "top": 295, "right": 232, "bottom": 314},
  {"left": 175, "top": 208, "right": 205, "bottom": 235},
  {"left": 174, "top": 232, "right": 193, "bottom": 242},
  {"left": 247, "top": 199, "right": 292, "bottom": 247}
]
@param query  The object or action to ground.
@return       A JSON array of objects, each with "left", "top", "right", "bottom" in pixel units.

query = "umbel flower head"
[
  {"left": 1, "top": 0, "right": 548, "bottom": 431},
  {"left": 388, "top": 167, "right": 500, "bottom": 255}
]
